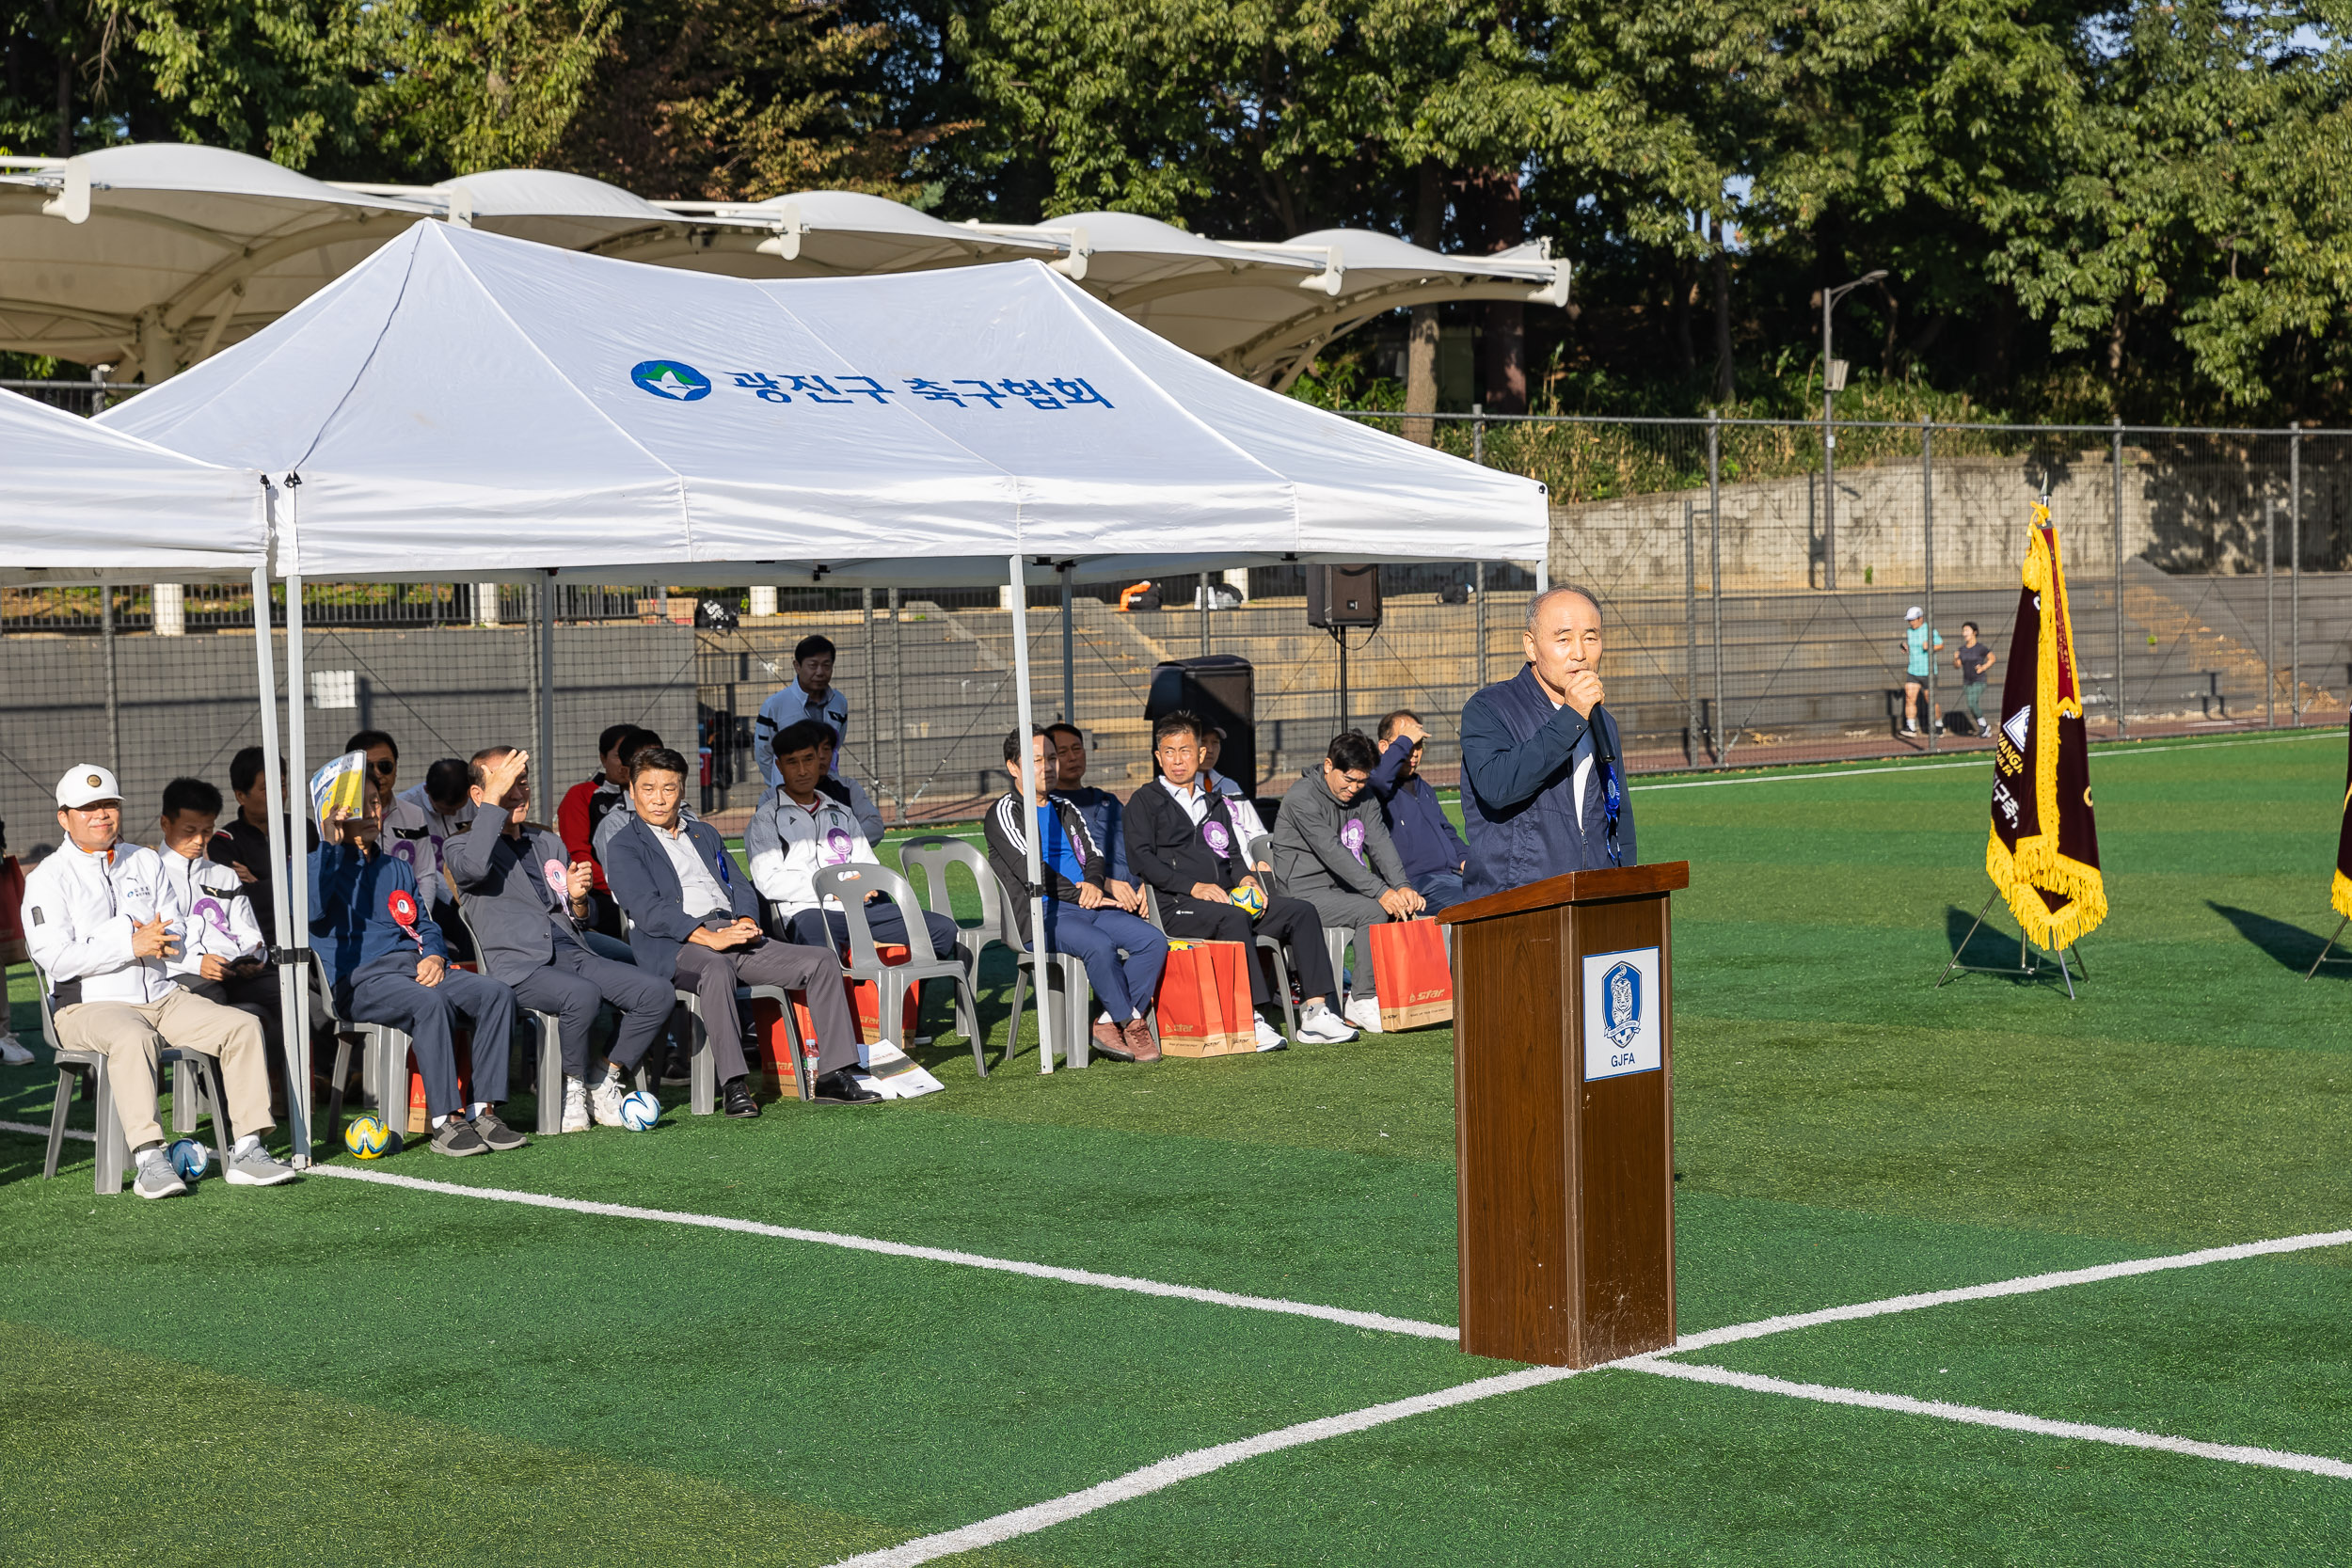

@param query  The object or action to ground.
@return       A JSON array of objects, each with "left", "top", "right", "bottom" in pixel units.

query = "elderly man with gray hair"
[{"left": 1457, "top": 586, "right": 1639, "bottom": 900}]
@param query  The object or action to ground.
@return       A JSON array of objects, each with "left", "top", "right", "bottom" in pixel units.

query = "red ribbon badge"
[{"left": 386, "top": 887, "right": 421, "bottom": 943}]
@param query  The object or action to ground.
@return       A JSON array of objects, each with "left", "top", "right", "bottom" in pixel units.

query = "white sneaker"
[
  {"left": 133, "top": 1151, "right": 187, "bottom": 1200},
  {"left": 0, "top": 1031, "right": 32, "bottom": 1067},
  {"left": 1295, "top": 1002, "right": 1358, "bottom": 1044},
  {"left": 1979, "top": 719, "right": 1994, "bottom": 737},
  {"left": 1253, "top": 1015, "right": 1289, "bottom": 1052},
  {"left": 1343, "top": 996, "right": 1384, "bottom": 1034},
  {"left": 562, "top": 1076, "right": 591, "bottom": 1133},
  {"left": 590, "top": 1068, "right": 628, "bottom": 1128}
]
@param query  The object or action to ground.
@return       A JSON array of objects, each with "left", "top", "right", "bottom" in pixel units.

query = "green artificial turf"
[{"left": 5, "top": 729, "right": 2352, "bottom": 1563}]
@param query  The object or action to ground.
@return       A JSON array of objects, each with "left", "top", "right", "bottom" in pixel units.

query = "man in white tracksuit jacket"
[{"left": 23, "top": 766, "right": 295, "bottom": 1197}]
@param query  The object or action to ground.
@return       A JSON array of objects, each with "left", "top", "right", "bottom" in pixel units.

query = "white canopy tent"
[
  {"left": 0, "top": 388, "right": 313, "bottom": 1164},
  {"left": 101, "top": 219, "right": 1544, "bottom": 1135}
]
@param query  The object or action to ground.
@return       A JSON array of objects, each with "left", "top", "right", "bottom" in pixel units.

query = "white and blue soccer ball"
[
  {"left": 618, "top": 1089, "right": 661, "bottom": 1132},
  {"left": 167, "top": 1137, "right": 210, "bottom": 1181}
]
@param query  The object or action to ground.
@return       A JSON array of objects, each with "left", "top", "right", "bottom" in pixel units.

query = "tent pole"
[
  {"left": 1060, "top": 563, "right": 1074, "bottom": 722},
  {"left": 538, "top": 570, "right": 557, "bottom": 789},
  {"left": 1008, "top": 553, "right": 1054, "bottom": 1074},
  {"left": 281, "top": 479, "right": 316, "bottom": 1163},
  {"left": 250, "top": 505, "right": 306, "bottom": 1167}
]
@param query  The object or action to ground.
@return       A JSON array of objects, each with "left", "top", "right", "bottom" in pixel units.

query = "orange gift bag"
[
  {"left": 1155, "top": 939, "right": 1255, "bottom": 1057},
  {"left": 1371, "top": 918, "right": 1453, "bottom": 1031}
]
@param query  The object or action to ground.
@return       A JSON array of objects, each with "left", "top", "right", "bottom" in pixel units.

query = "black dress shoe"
[
  {"left": 811, "top": 1069, "right": 882, "bottom": 1105},
  {"left": 723, "top": 1077, "right": 761, "bottom": 1118}
]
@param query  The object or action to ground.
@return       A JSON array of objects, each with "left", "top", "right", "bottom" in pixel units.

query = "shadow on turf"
[
  {"left": 2207, "top": 901, "right": 2352, "bottom": 980},
  {"left": 1941, "top": 904, "right": 2059, "bottom": 984}
]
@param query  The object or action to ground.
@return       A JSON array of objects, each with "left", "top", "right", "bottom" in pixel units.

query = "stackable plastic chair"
[
  {"left": 35, "top": 961, "right": 231, "bottom": 1196},
  {"left": 1251, "top": 833, "right": 1350, "bottom": 1006},
  {"left": 448, "top": 898, "right": 569, "bottom": 1135},
  {"left": 810, "top": 863, "right": 983, "bottom": 1076},
  {"left": 315, "top": 958, "right": 413, "bottom": 1148},
  {"left": 1140, "top": 882, "right": 1296, "bottom": 1043},
  {"left": 899, "top": 833, "right": 1070, "bottom": 1072}
]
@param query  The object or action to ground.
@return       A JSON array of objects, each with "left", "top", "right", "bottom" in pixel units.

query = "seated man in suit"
[
  {"left": 746, "top": 720, "right": 960, "bottom": 958},
  {"left": 603, "top": 746, "right": 879, "bottom": 1110},
  {"left": 1123, "top": 711, "right": 1354, "bottom": 1050},
  {"left": 311, "top": 768, "right": 523, "bottom": 1158},
  {"left": 442, "top": 746, "right": 676, "bottom": 1133},
  {"left": 986, "top": 726, "right": 1167, "bottom": 1064},
  {"left": 1270, "top": 731, "right": 1424, "bottom": 1035}
]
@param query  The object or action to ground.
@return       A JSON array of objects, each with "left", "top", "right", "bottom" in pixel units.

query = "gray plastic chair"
[
  {"left": 1139, "top": 881, "right": 1296, "bottom": 1043},
  {"left": 34, "top": 961, "right": 231, "bottom": 1196},
  {"left": 316, "top": 957, "right": 412, "bottom": 1148},
  {"left": 899, "top": 834, "right": 1074, "bottom": 1071},
  {"left": 448, "top": 897, "right": 568, "bottom": 1134},
  {"left": 810, "top": 862, "right": 983, "bottom": 1076},
  {"left": 1251, "top": 833, "right": 1351, "bottom": 1006}
]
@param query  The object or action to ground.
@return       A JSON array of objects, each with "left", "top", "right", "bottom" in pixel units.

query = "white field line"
[
  {"left": 822, "top": 1365, "right": 1581, "bottom": 1568},
  {"left": 1627, "top": 1359, "right": 2352, "bottom": 1480},
  {"left": 1629, "top": 727, "right": 2330, "bottom": 793},
  {"left": 303, "top": 1163, "right": 1460, "bottom": 1340},
  {"left": 1664, "top": 1227, "right": 2352, "bottom": 1355}
]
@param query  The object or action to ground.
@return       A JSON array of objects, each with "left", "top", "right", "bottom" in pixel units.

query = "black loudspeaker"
[
  {"left": 1438, "top": 582, "right": 1472, "bottom": 606},
  {"left": 1146, "top": 655, "right": 1257, "bottom": 797},
  {"left": 1306, "top": 564, "right": 1383, "bottom": 628}
]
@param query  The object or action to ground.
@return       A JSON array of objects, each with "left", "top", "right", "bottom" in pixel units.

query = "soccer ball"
[
  {"left": 343, "top": 1114, "right": 391, "bottom": 1160},
  {"left": 167, "top": 1137, "right": 209, "bottom": 1181},
  {"left": 618, "top": 1089, "right": 661, "bottom": 1132},
  {"left": 1230, "top": 882, "right": 1268, "bottom": 920}
]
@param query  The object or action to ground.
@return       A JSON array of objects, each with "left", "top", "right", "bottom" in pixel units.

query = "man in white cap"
[
  {"left": 21, "top": 766, "right": 297, "bottom": 1197},
  {"left": 1901, "top": 607, "right": 1944, "bottom": 737}
]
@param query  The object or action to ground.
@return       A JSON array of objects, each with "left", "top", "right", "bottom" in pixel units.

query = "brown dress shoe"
[
  {"left": 1120, "top": 1017, "right": 1162, "bottom": 1063},
  {"left": 1089, "top": 1019, "right": 1136, "bottom": 1062}
]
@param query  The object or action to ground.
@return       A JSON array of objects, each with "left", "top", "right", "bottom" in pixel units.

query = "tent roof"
[
  {"left": 98, "top": 223, "right": 1543, "bottom": 584},
  {"left": 0, "top": 386, "right": 263, "bottom": 580},
  {"left": 0, "top": 144, "right": 435, "bottom": 377},
  {"left": 629, "top": 190, "right": 1062, "bottom": 276}
]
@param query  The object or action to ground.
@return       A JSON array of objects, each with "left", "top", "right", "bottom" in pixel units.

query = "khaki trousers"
[{"left": 53, "top": 988, "right": 274, "bottom": 1151}]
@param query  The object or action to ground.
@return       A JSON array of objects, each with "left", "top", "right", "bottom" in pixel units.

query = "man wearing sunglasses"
[{"left": 1459, "top": 586, "right": 1639, "bottom": 899}]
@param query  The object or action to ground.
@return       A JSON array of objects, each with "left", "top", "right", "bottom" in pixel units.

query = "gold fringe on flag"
[
  {"left": 2329, "top": 716, "right": 2352, "bottom": 922},
  {"left": 1985, "top": 505, "right": 2107, "bottom": 951}
]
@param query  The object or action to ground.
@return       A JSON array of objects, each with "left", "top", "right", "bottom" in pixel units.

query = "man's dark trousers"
[
  {"left": 346, "top": 967, "right": 516, "bottom": 1119},
  {"left": 672, "top": 939, "right": 863, "bottom": 1077},
  {"left": 1034, "top": 902, "right": 1168, "bottom": 1020},
  {"left": 507, "top": 932, "right": 675, "bottom": 1078},
  {"left": 1411, "top": 869, "right": 1467, "bottom": 915},
  {"left": 1158, "top": 893, "right": 1335, "bottom": 1007}
]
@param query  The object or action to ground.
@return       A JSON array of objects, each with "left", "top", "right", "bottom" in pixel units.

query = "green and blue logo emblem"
[{"left": 631, "top": 360, "right": 711, "bottom": 402}]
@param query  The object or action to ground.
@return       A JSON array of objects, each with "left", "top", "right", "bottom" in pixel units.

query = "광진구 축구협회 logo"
[{"left": 631, "top": 360, "right": 712, "bottom": 401}]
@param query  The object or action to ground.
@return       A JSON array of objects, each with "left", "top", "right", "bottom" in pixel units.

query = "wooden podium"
[{"left": 1438, "top": 861, "right": 1690, "bottom": 1367}]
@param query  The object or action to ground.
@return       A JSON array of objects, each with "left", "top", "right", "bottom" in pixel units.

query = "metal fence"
[{"left": 6, "top": 388, "right": 2349, "bottom": 847}]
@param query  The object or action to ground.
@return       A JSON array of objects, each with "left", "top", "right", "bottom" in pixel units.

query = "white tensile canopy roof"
[
  {"left": 1, "top": 142, "right": 1566, "bottom": 390},
  {"left": 0, "top": 143, "right": 437, "bottom": 381},
  {"left": 99, "top": 222, "right": 1545, "bottom": 585},
  {"left": 0, "top": 386, "right": 263, "bottom": 579}
]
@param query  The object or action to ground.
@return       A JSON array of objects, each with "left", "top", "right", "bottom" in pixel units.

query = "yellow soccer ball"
[
  {"left": 1230, "top": 882, "right": 1268, "bottom": 920},
  {"left": 343, "top": 1114, "right": 391, "bottom": 1160}
]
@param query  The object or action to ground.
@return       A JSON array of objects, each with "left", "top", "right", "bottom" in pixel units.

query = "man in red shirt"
[{"left": 557, "top": 724, "right": 644, "bottom": 938}]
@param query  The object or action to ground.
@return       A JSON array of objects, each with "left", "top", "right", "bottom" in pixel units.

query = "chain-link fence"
[{"left": 5, "top": 390, "right": 2348, "bottom": 847}]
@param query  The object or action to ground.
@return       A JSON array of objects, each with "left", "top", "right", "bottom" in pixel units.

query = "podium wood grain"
[{"left": 1440, "top": 862, "right": 1688, "bottom": 1366}]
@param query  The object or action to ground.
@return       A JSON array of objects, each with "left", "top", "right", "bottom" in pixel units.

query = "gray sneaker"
[
  {"left": 133, "top": 1154, "right": 188, "bottom": 1200},
  {"left": 431, "top": 1117, "right": 489, "bottom": 1157},
  {"left": 225, "top": 1143, "right": 299, "bottom": 1187},
  {"left": 472, "top": 1110, "right": 529, "bottom": 1152}
]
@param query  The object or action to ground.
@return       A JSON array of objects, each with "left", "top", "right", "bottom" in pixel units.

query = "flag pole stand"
[
  {"left": 2305, "top": 915, "right": 2351, "bottom": 980},
  {"left": 1935, "top": 892, "right": 2086, "bottom": 999}
]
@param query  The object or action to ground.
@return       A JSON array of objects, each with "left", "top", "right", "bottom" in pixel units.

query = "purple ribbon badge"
[
  {"left": 1342, "top": 819, "right": 1367, "bottom": 862},
  {"left": 543, "top": 858, "right": 569, "bottom": 895},
  {"left": 190, "top": 896, "right": 233, "bottom": 939},
  {"left": 823, "top": 827, "right": 855, "bottom": 864},
  {"left": 1201, "top": 820, "right": 1232, "bottom": 857},
  {"left": 389, "top": 840, "right": 417, "bottom": 867}
]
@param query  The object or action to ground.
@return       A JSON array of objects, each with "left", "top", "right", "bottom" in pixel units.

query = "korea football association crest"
[{"left": 1581, "top": 946, "right": 1661, "bottom": 1082}]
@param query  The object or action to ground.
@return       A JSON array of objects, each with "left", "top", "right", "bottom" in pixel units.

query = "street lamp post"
[{"left": 1820, "top": 268, "right": 1886, "bottom": 590}]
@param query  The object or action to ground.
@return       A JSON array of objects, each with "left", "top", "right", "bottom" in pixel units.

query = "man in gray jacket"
[
  {"left": 441, "top": 746, "right": 675, "bottom": 1132},
  {"left": 1268, "top": 732, "right": 1425, "bottom": 1033}
]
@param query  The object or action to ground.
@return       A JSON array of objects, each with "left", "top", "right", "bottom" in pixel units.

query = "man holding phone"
[
  {"left": 604, "top": 746, "right": 879, "bottom": 1110},
  {"left": 441, "top": 746, "right": 675, "bottom": 1132}
]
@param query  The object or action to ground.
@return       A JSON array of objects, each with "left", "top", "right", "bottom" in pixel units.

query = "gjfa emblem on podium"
[{"left": 1582, "top": 946, "right": 1662, "bottom": 1082}]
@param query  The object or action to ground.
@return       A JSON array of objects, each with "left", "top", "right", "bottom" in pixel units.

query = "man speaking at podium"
[{"left": 1458, "top": 585, "right": 1637, "bottom": 897}]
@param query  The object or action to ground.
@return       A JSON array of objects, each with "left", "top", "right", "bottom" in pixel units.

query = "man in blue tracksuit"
[
  {"left": 1367, "top": 709, "right": 1471, "bottom": 915},
  {"left": 1459, "top": 587, "right": 1638, "bottom": 899},
  {"left": 311, "top": 773, "right": 521, "bottom": 1157}
]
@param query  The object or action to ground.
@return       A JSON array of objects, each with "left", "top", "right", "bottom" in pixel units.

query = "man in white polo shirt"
[{"left": 22, "top": 766, "right": 296, "bottom": 1197}]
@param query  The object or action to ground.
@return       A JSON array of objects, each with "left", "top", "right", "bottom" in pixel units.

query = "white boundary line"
[
  {"left": 822, "top": 1365, "right": 1581, "bottom": 1568},
  {"left": 1629, "top": 727, "right": 2331, "bottom": 793},
  {"left": 1627, "top": 1359, "right": 2352, "bottom": 1480}
]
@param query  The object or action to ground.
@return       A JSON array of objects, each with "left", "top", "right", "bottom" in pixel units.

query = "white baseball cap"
[
  {"left": 56, "top": 765, "right": 122, "bottom": 808},
  {"left": 1905, "top": 606, "right": 1924, "bottom": 620}
]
